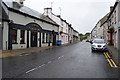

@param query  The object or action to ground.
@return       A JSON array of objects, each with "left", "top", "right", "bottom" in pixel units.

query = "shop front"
[{"left": 8, "top": 22, "right": 58, "bottom": 50}]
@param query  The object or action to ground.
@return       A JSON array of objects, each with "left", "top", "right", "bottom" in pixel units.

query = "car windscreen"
[{"left": 93, "top": 39, "right": 105, "bottom": 43}]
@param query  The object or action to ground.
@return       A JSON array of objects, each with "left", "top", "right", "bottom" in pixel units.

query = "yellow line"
[
  {"left": 106, "top": 52, "right": 111, "bottom": 59},
  {"left": 19, "top": 55, "right": 23, "bottom": 56},
  {"left": 107, "top": 59, "right": 114, "bottom": 67},
  {"left": 24, "top": 54, "right": 29, "bottom": 56},
  {"left": 110, "top": 59, "right": 118, "bottom": 68},
  {"left": 104, "top": 52, "right": 108, "bottom": 59}
]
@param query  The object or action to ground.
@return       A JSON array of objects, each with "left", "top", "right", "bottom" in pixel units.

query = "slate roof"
[{"left": 2, "top": 1, "right": 58, "bottom": 26}]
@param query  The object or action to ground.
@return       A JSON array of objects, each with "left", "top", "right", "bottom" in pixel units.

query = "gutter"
[
  {"left": 107, "top": 2, "right": 118, "bottom": 20},
  {"left": 3, "top": 2, "right": 59, "bottom": 27}
]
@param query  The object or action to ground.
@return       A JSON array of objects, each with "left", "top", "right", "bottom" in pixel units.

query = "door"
[
  {"left": 31, "top": 31, "right": 37, "bottom": 47},
  {"left": 53, "top": 35, "right": 56, "bottom": 46}
]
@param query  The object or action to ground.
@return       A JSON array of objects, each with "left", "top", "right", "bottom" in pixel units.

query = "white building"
[
  {"left": 68, "top": 24, "right": 74, "bottom": 43},
  {"left": 44, "top": 8, "right": 69, "bottom": 44},
  {"left": 2, "top": 0, "right": 59, "bottom": 50},
  {"left": 107, "top": 1, "right": 120, "bottom": 49},
  {"left": 73, "top": 30, "right": 79, "bottom": 42}
]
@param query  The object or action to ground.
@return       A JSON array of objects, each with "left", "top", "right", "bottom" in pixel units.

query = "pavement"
[
  {"left": 1, "top": 40, "right": 118, "bottom": 79},
  {"left": 0, "top": 43, "right": 71, "bottom": 58},
  {"left": 107, "top": 45, "right": 120, "bottom": 67}
]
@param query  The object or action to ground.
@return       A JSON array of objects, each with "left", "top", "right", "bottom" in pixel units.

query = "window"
[
  {"left": 20, "top": 30, "right": 25, "bottom": 44},
  {"left": 46, "top": 33, "right": 48, "bottom": 43},
  {"left": 114, "top": 11, "right": 116, "bottom": 24},
  {"left": 61, "top": 27, "right": 63, "bottom": 31},
  {"left": 61, "top": 21, "right": 63, "bottom": 26},
  {"left": 42, "top": 33, "right": 45, "bottom": 43},
  {"left": 49, "top": 34, "right": 52, "bottom": 43},
  {"left": 12, "top": 29, "right": 17, "bottom": 44}
]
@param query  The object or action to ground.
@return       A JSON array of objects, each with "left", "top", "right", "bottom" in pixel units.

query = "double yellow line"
[{"left": 104, "top": 52, "right": 118, "bottom": 68}]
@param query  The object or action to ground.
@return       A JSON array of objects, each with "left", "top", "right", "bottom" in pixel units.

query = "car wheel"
[{"left": 91, "top": 49, "right": 94, "bottom": 52}]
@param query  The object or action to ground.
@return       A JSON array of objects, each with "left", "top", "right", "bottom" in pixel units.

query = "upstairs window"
[
  {"left": 12, "top": 29, "right": 17, "bottom": 44},
  {"left": 61, "top": 27, "right": 63, "bottom": 31},
  {"left": 114, "top": 11, "right": 116, "bottom": 24},
  {"left": 20, "top": 30, "right": 25, "bottom": 44}
]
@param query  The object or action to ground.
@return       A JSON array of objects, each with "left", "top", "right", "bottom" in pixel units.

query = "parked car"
[
  {"left": 86, "top": 39, "right": 90, "bottom": 42},
  {"left": 91, "top": 39, "right": 107, "bottom": 51}
]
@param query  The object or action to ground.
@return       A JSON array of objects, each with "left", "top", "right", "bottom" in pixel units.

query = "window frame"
[
  {"left": 20, "top": 30, "right": 25, "bottom": 44},
  {"left": 12, "top": 29, "right": 18, "bottom": 44}
]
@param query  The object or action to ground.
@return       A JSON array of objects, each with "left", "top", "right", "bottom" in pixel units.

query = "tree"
[{"left": 85, "top": 32, "right": 90, "bottom": 37}]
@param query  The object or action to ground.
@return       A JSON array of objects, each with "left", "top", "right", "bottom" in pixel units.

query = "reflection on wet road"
[{"left": 2, "top": 40, "right": 118, "bottom": 78}]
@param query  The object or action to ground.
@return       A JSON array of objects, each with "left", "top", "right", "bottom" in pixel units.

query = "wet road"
[{"left": 2, "top": 40, "right": 118, "bottom": 78}]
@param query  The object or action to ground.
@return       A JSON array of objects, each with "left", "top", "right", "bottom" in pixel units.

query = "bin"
[{"left": 57, "top": 40, "right": 62, "bottom": 46}]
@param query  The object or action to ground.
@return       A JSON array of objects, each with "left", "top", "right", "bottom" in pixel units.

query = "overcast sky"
[{"left": 6, "top": 0, "right": 116, "bottom": 34}]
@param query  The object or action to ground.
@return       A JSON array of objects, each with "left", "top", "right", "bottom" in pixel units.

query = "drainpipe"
[
  {"left": 0, "top": 0, "right": 2, "bottom": 80},
  {"left": 0, "top": 0, "right": 2, "bottom": 51}
]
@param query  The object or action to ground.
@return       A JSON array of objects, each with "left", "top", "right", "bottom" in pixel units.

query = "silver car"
[{"left": 91, "top": 39, "right": 107, "bottom": 51}]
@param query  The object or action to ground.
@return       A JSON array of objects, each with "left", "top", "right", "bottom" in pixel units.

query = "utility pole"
[
  {"left": 59, "top": 7, "right": 62, "bottom": 16},
  {"left": 51, "top": 1, "right": 54, "bottom": 8}
]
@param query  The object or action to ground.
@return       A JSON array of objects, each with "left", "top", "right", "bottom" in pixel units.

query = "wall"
[
  {"left": 2, "top": 9, "right": 59, "bottom": 50},
  {"left": 118, "top": 2, "right": 120, "bottom": 49},
  {"left": 3, "top": 22, "right": 9, "bottom": 50},
  {"left": 9, "top": 11, "right": 58, "bottom": 32}
]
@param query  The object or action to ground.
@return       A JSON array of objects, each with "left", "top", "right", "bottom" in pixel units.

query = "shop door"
[
  {"left": 53, "top": 35, "right": 56, "bottom": 45},
  {"left": 31, "top": 31, "right": 37, "bottom": 47}
]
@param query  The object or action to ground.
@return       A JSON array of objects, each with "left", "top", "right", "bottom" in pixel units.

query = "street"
[{"left": 2, "top": 40, "right": 118, "bottom": 78}]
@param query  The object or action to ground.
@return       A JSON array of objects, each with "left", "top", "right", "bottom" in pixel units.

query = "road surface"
[{"left": 2, "top": 40, "right": 118, "bottom": 78}]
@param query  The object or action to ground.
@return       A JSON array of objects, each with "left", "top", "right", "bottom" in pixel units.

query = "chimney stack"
[
  {"left": 13, "top": 0, "right": 25, "bottom": 8},
  {"left": 110, "top": 6, "right": 114, "bottom": 12},
  {"left": 15, "top": 0, "right": 25, "bottom": 4},
  {"left": 44, "top": 8, "right": 52, "bottom": 17},
  {"left": 116, "top": 0, "right": 120, "bottom": 2},
  {"left": 57, "top": 15, "right": 61, "bottom": 18}
]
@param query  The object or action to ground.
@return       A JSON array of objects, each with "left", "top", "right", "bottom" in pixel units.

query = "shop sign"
[{"left": 27, "top": 23, "right": 41, "bottom": 31}]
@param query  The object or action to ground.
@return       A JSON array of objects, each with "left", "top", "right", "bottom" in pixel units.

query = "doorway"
[{"left": 31, "top": 31, "right": 37, "bottom": 47}]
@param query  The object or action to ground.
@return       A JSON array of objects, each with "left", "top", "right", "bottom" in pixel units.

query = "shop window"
[
  {"left": 12, "top": 29, "right": 17, "bottom": 44},
  {"left": 20, "top": 30, "right": 25, "bottom": 44},
  {"left": 42, "top": 33, "right": 45, "bottom": 43},
  {"left": 49, "top": 34, "right": 52, "bottom": 43}
]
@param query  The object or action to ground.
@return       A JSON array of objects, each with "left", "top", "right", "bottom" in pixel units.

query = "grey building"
[
  {"left": 2, "top": 0, "right": 59, "bottom": 50},
  {"left": 68, "top": 24, "right": 73, "bottom": 43},
  {"left": 107, "top": 1, "right": 120, "bottom": 49},
  {"left": 73, "top": 29, "right": 79, "bottom": 42}
]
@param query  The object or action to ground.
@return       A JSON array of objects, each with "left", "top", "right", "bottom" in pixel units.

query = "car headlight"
[
  {"left": 103, "top": 45, "right": 106, "bottom": 47},
  {"left": 92, "top": 45, "right": 96, "bottom": 47}
]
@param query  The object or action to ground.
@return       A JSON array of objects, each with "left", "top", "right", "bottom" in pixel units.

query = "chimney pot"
[
  {"left": 44, "top": 8, "right": 52, "bottom": 16},
  {"left": 110, "top": 6, "right": 114, "bottom": 12}
]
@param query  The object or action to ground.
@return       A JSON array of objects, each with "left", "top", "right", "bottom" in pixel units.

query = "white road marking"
[
  {"left": 26, "top": 55, "right": 65, "bottom": 74},
  {"left": 58, "top": 57, "right": 61, "bottom": 59},
  {"left": 61, "top": 56, "right": 64, "bottom": 58},
  {"left": 26, "top": 64, "right": 46, "bottom": 74},
  {"left": 26, "top": 68, "right": 38, "bottom": 73},
  {"left": 48, "top": 61, "right": 52, "bottom": 64},
  {"left": 58, "top": 56, "right": 64, "bottom": 60}
]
